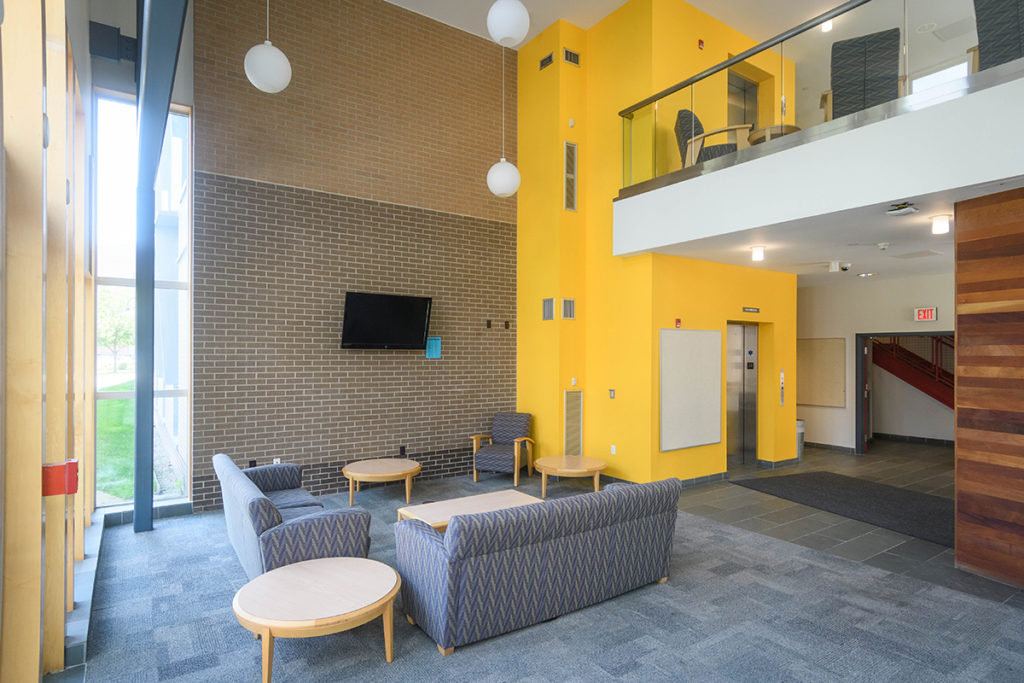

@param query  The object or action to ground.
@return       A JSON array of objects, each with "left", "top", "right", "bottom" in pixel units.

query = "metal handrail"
[{"left": 618, "top": 0, "right": 874, "bottom": 118}]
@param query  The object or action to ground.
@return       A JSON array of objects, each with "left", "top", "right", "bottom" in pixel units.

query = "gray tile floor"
[{"left": 679, "top": 438, "right": 1024, "bottom": 607}]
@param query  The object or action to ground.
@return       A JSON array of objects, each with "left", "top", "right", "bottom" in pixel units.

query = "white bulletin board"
[{"left": 660, "top": 329, "right": 722, "bottom": 451}]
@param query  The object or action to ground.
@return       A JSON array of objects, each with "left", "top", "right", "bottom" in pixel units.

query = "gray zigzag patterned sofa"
[
  {"left": 394, "top": 477, "right": 682, "bottom": 653},
  {"left": 213, "top": 453, "right": 371, "bottom": 580}
]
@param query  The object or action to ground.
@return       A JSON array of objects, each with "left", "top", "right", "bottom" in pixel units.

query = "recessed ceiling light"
[
  {"left": 751, "top": 246, "right": 765, "bottom": 262},
  {"left": 931, "top": 215, "right": 951, "bottom": 235},
  {"left": 858, "top": 272, "right": 875, "bottom": 278},
  {"left": 821, "top": 19, "right": 833, "bottom": 32}
]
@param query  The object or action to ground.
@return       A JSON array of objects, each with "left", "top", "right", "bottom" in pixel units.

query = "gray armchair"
[
  {"left": 471, "top": 412, "right": 534, "bottom": 487},
  {"left": 674, "top": 109, "right": 752, "bottom": 167},
  {"left": 822, "top": 28, "right": 901, "bottom": 121},
  {"left": 974, "top": 0, "right": 1024, "bottom": 71}
]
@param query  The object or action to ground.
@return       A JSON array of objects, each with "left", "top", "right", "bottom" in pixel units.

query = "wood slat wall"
[{"left": 955, "top": 187, "right": 1024, "bottom": 589}]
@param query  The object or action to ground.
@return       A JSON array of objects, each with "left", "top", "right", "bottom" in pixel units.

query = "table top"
[
  {"left": 534, "top": 455, "right": 607, "bottom": 475},
  {"left": 747, "top": 124, "right": 801, "bottom": 145},
  {"left": 233, "top": 557, "right": 399, "bottom": 628},
  {"left": 342, "top": 458, "right": 421, "bottom": 478},
  {"left": 398, "top": 489, "right": 543, "bottom": 529}
]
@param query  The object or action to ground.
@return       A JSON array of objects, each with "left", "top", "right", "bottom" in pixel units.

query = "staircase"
[{"left": 871, "top": 335, "right": 954, "bottom": 409}]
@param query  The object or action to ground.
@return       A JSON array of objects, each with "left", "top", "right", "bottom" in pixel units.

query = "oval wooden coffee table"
[
  {"left": 233, "top": 557, "right": 400, "bottom": 683},
  {"left": 533, "top": 455, "right": 607, "bottom": 498},
  {"left": 342, "top": 458, "right": 421, "bottom": 506}
]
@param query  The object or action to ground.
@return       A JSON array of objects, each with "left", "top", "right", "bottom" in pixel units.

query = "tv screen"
[{"left": 341, "top": 292, "right": 432, "bottom": 349}]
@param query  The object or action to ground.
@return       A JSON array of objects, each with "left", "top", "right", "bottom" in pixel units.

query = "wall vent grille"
[
  {"left": 564, "top": 390, "right": 583, "bottom": 455},
  {"left": 564, "top": 141, "right": 577, "bottom": 211},
  {"left": 542, "top": 298, "right": 554, "bottom": 320},
  {"left": 563, "top": 48, "right": 580, "bottom": 66},
  {"left": 562, "top": 298, "right": 576, "bottom": 320},
  {"left": 539, "top": 53, "right": 554, "bottom": 70}
]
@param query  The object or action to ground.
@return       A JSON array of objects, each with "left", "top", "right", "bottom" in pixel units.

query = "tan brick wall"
[
  {"left": 194, "top": 0, "right": 517, "bottom": 224},
  {"left": 191, "top": 173, "right": 517, "bottom": 510}
]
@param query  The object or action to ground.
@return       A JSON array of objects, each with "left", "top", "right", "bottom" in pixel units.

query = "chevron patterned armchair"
[
  {"left": 213, "top": 453, "right": 371, "bottom": 580},
  {"left": 471, "top": 411, "right": 535, "bottom": 487},
  {"left": 394, "top": 478, "right": 682, "bottom": 655}
]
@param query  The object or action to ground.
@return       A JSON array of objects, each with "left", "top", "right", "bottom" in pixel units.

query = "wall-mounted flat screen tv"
[{"left": 341, "top": 292, "right": 432, "bottom": 349}]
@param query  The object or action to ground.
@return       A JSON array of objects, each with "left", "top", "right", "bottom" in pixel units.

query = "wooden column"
[
  {"left": 1, "top": 1, "right": 47, "bottom": 679},
  {"left": 954, "top": 187, "right": 1024, "bottom": 588}
]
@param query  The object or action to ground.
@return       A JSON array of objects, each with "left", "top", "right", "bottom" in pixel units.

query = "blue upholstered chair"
[
  {"left": 824, "top": 28, "right": 901, "bottom": 121},
  {"left": 974, "top": 0, "right": 1024, "bottom": 72},
  {"left": 471, "top": 412, "right": 534, "bottom": 487},
  {"left": 674, "top": 109, "right": 752, "bottom": 168}
]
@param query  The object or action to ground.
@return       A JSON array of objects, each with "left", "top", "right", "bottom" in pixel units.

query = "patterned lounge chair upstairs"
[
  {"left": 823, "top": 28, "right": 901, "bottom": 121},
  {"left": 213, "top": 453, "right": 371, "bottom": 580},
  {"left": 974, "top": 0, "right": 1024, "bottom": 72},
  {"left": 471, "top": 412, "right": 534, "bottom": 487},
  {"left": 674, "top": 109, "right": 752, "bottom": 168}
]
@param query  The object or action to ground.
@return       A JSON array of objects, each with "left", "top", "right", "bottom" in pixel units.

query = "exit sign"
[{"left": 915, "top": 307, "right": 937, "bottom": 322}]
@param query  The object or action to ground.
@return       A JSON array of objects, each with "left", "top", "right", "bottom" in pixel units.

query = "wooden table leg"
[
  {"left": 348, "top": 477, "right": 354, "bottom": 507},
  {"left": 383, "top": 600, "right": 395, "bottom": 663},
  {"left": 261, "top": 627, "right": 274, "bottom": 683},
  {"left": 593, "top": 472, "right": 600, "bottom": 492},
  {"left": 541, "top": 472, "right": 548, "bottom": 499},
  {"left": 405, "top": 475, "right": 412, "bottom": 504}
]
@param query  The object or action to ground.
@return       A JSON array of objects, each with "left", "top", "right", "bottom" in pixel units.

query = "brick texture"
[
  {"left": 191, "top": 173, "right": 517, "bottom": 510},
  {"left": 194, "top": 0, "right": 517, "bottom": 224}
]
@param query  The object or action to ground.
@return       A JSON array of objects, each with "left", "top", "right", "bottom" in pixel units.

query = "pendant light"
[
  {"left": 487, "top": 48, "right": 521, "bottom": 198},
  {"left": 245, "top": 0, "right": 292, "bottom": 93},
  {"left": 487, "top": 0, "right": 530, "bottom": 47}
]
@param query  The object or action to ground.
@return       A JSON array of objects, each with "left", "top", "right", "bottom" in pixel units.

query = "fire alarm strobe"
[{"left": 698, "top": 39, "right": 704, "bottom": 49}]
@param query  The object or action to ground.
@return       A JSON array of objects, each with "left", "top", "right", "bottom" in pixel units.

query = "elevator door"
[{"left": 726, "top": 324, "right": 757, "bottom": 467}]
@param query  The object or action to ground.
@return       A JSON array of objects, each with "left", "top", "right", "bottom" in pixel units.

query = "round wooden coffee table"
[
  {"left": 233, "top": 557, "right": 401, "bottom": 683},
  {"left": 533, "top": 455, "right": 607, "bottom": 498},
  {"left": 342, "top": 458, "right": 421, "bottom": 506}
]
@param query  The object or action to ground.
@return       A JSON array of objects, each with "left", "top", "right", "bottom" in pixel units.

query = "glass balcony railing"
[{"left": 621, "top": 0, "right": 998, "bottom": 191}]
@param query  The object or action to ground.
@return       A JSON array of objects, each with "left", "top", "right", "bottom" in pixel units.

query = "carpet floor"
[
  {"left": 732, "top": 472, "right": 955, "bottom": 547},
  {"left": 85, "top": 474, "right": 1024, "bottom": 681}
]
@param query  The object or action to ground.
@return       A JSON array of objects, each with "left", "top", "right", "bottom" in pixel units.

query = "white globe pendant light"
[
  {"left": 487, "top": 158, "right": 521, "bottom": 197},
  {"left": 245, "top": 0, "right": 292, "bottom": 93},
  {"left": 487, "top": 0, "right": 530, "bottom": 47}
]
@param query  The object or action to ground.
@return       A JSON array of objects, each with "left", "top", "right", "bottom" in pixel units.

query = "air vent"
[
  {"left": 564, "top": 142, "right": 577, "bottom": 211},
  {"left": 932, "top": 17, "right": 975, "bottom": 42},
  {"left": 539, "top": 53, "right": 554, "bottom": 70},
  {"left": 562, "top": 298, "right": 576, "bottom": 320},
  {"left": 892, "top": 249, "right": 943, "bottom": 260},
  {"left": 563, "top": 48, "right": 580, "bottom": 66},
  {"left": 564, "top": 390, "right": 583, "bottom": 455},
  {"left": 542, "top": 298, "right": 554, "bottom": 320}
]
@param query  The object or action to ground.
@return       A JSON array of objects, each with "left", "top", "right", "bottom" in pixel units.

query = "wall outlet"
[
  {"left": 248, "top": 460, "right": 257, "bottom": 469},
  {"left": 610, "top": 445, "right": 616, "bottom": 455},
  {"left": 571, "top": 376, "right": 577, "bottom": 386},
  {"left": 273, "top": 457, "right": 281, "bottom": 464},
  {"left": 400, "top": 445, "right": 407, "bottom": 456},
  {"left": 609, "top": 389, "right": 615, "bottom": 399}
]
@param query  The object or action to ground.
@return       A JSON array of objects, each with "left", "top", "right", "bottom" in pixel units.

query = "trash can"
[{"left": 796, "top": 419, "right": 805, "bottom": 460}]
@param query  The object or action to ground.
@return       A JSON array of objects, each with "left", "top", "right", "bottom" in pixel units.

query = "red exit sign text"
[{"left": 915, "top": 307, "right": 937, "bottom": 322}]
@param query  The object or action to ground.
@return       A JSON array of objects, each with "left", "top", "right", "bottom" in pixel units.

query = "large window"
[{"left": 94, "top": 96, "right": 192, "bottom": 506}]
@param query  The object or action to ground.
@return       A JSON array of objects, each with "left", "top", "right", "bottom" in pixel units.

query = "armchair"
[
  {"left": 973, "top": 0, "right": 1024, "bottom": 72},
  {"left": 821, "top": 28, "right": 901, "bottom": 122},
  {"left": 471, "top": 412, "right": 534, "bottom": 487},
  {"left": 674, "top": 109, "right": 752, "bottom": 168}
]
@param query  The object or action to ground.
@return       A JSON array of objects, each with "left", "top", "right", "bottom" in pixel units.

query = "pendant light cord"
[
  {"left": 266, "top": 0, "right": 270, "bottom": 41},
  {"left": 500, "top": 47, "right": 506, "bottom": 158}
]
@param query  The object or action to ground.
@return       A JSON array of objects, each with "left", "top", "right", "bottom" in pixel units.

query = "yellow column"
[{"left": 1, "top": 0, "right": 47, "bottom": 679}]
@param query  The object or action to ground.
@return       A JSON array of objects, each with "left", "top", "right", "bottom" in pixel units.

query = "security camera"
[{"left": 840, "top": 263, "right": 851, "bottom": 271}]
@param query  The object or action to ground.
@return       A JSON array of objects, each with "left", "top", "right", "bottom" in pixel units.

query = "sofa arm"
[
  {"left": 244, "top": 462, "right": 302, "bottom": 492},
  {"left": 394, "top": 519, "right": 458, "bottom": 649},
  {"left": 259, "top": 508, "right": 371, "bottom": 573}
]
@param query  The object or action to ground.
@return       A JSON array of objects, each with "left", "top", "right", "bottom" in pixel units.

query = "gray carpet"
[
  {"left": 85, "top": 474, "right": 1024, "bottom": 681},
  {"left": 732, "top": 472, "right": 955, "bottom": 547}
]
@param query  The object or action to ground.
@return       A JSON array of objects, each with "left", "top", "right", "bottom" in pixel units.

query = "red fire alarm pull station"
[
  {"left": 675, "top": 318, "right": 682, "bottom": 328},
  {"left": 698, "top": 39, "right": 704, "bottom": 49},
  {"left": 42, "top": 460, "right": 79, "bottom": 496}
]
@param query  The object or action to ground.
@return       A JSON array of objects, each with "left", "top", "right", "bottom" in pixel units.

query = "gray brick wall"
[{"left": 192, "top": 172, "right": 516, "bottom": 510}]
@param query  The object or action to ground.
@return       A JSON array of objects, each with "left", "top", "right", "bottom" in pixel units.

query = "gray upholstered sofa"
[
  {"left": 212, "top": 453, "right": 371, "bottom": 580},
  {"left": 394, "top": 478, "right": 682, "bottom": 654}
]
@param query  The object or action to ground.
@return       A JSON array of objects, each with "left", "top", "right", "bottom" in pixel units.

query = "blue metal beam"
[{"left": 135, "top": 0, "right": 188, "bottom": 532}]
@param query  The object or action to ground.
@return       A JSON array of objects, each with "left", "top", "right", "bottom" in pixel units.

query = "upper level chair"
[
  {"left": 822, "top": 27, "right": 901, "bottom": 121},
  {"left": 471, "top": 412, "right": 534, "bottom": 487},
  {"left": 973, "top": 0, "right": 1024, "bottom": 72},
  {"left": 674, "top": 109, "right": 752, "bottom": 168}
]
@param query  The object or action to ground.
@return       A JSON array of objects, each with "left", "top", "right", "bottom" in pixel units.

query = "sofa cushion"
[
  {"left": 244, "top": 462, "right": 302, "bottom": 492},
  {"left": 473, "top": 444, "right": 523, "bottom": 473},
  {"left": 279, "top": 504, "right": 325, "bottom": 522},
  {"left": 266, "top": 487, "right": 322, "bottom": 510}
]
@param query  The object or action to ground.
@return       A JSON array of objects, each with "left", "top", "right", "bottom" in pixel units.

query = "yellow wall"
[{"left": 518, "top": 0, "right": 798, "bottom": 484}]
